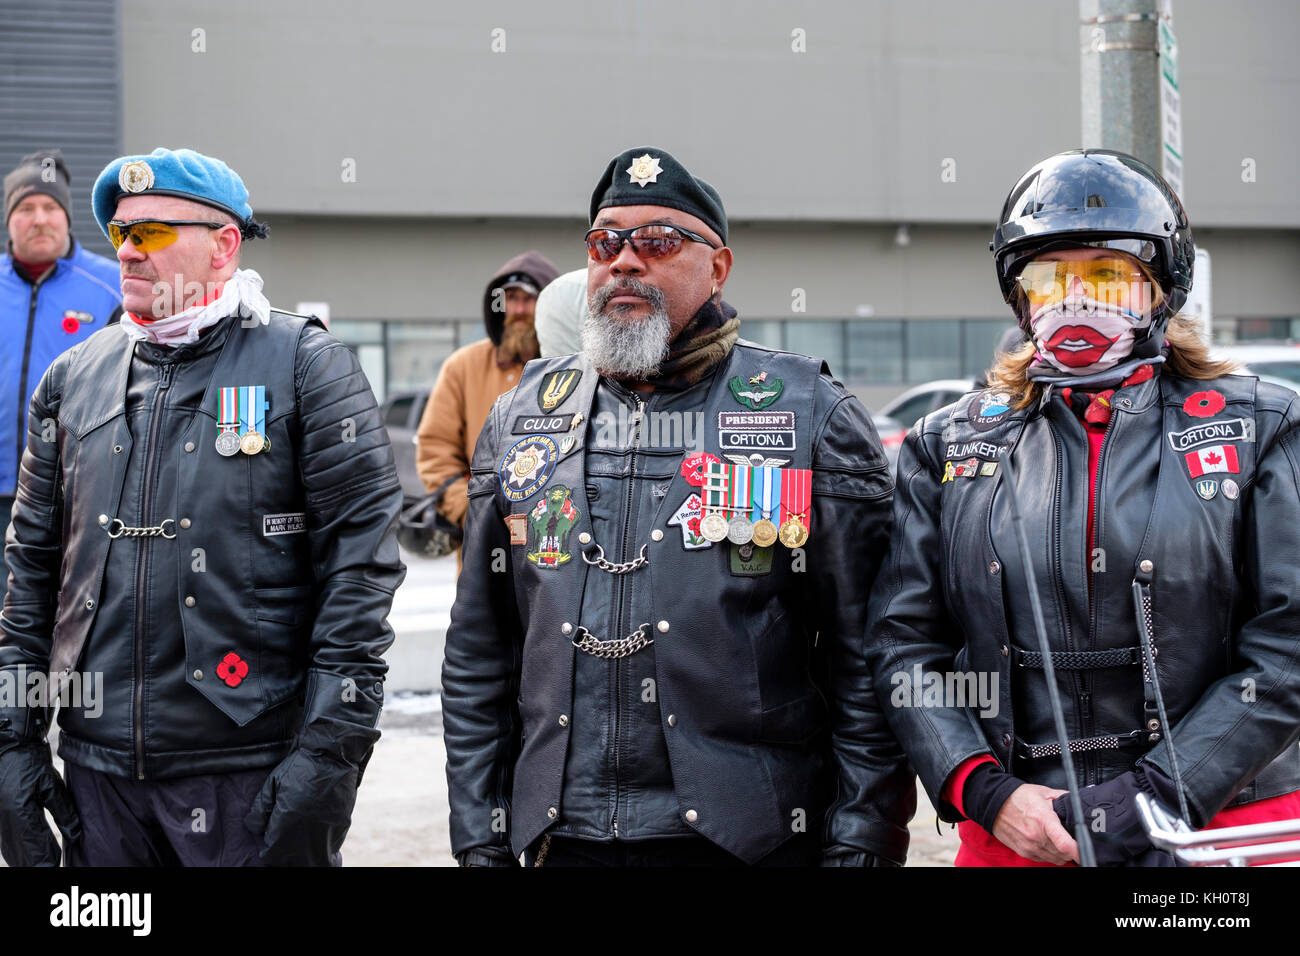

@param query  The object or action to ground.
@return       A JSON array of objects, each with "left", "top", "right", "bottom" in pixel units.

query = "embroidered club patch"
[
  {"left": 728, "top": 372, "right": 784, "bottom": 410},
  {"left": 1184, "top": 444, "right": 1239, "bottom": 478},
  {"left": 217, "top": 652, "right": 248, "bottom": 688},
  {"left": 1183, "top": 390, "right": 1226, "bottom": 418},
  {"left": 527, "top": 484, "right": 579, "bottom": 568},
  {"left": 512, "top": 414, "right": 570, "bottom": 434},
  {"left": 969, "top": 391, "right": 1013, "bottom": 432},
  {"left": 1196, "top": 479, "right": 1219, "bottom": 500},
  {"left": 729, "top": 540, "right": 773, "bottom": 576},
  {"left": 263, "top": 512, "right": 307, "bottom": 536},
  {"left": 1166, "top": 418, "right": 1251, "bottom": 453},
  {"left": 717, "top": 410, "right": 795, "bottom": 455},
  {"left": 667, "top": 493, "right": 712, "bottom": 550},
  {"left": 538, "top": 369, "right": 582, "bottom": 412},
  {"left": 499, "top": 434, "right": 559, "bottom": 502}
]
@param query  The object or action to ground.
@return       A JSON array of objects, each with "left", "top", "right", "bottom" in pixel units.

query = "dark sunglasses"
[
  {"left": 107, "top": 218, "right": 228, "bottom": 252},
  {"left": 585, "top": 223, "right": 718, "bottom": 262}
]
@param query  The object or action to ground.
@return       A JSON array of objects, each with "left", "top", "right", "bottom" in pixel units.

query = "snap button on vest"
[
  {"left": 1140, "top": 559, "right": 1154, "bottom": 574},
  {"left": 184, "top": 595, "right": 196, "bottom": 607},
  {"left": 989, "top": 561, "right": 1001, "bottom": 575},
  {"left": 193, "top": 670, "right": 203, "bottom": 681},
  {"left": 685, "top": 809, "right": 699, "bottom": 823},
  {"left": 184, "top": 441, "right": 195, "bottom": 453},
  {"left": 651, "top": 529, "right": 664, "bottom": 541}
]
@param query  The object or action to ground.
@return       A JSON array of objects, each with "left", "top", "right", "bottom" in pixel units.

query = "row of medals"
[
  {"left": 215, "top": 428, "right": 268, "bottom": 457},
  {"left": 698, "top": 507, "right": 808, "bottom": 549}
]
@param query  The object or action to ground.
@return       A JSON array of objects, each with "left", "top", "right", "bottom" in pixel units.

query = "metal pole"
[{"left": 1079, "top": 0, "right": 1164, "bottom": 169}]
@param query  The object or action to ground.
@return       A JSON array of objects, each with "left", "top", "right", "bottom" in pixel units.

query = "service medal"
[
  {"left": 751, "top": 519, "right": 779, "bottom": 548},
  {"left": 240, "top": 431, "right": 266, "bottom": 455},
  {"left": 778, "top": 467, "right": 813, "bottom": 548},
  {"left": 727, "top": 515, "right": 754, "bottom": 545},
  {"left": 215, "top": 430, "right": 241, "bottom": 456},
  {"left": 700, "top": 512, "right": 730, "bottom": 542},
  {"left": 778, "top": 518, "right": 808, "bottom": 548},
  {"left": 700, "top": 459, "right": 732, "bottom": 542}
]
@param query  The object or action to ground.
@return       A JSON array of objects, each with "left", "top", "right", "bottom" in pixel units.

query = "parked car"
[
  {"left": 1215, "top": 343, "right": 1300, "bottom": 394},
  {"left": 880, "top": 378, "right": 977, "bottom": 432},
  {"left": 379, "top": 388, "right": 429, "bottom": 503}
]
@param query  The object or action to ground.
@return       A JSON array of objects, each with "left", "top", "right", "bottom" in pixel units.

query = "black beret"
[{"left": 589, "top": 146, "right": 727, "bottom": 244}]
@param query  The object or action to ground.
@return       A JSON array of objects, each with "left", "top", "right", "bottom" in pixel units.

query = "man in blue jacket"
[{"left": 1, "top": 149, "right": 121, "bottom": 581}]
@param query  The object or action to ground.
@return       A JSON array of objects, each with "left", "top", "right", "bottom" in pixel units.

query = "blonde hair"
[{"left": 984, "top": 314, "right": 1239, "bottom": 410}]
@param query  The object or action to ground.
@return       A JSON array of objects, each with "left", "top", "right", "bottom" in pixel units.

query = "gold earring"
[{"left": 711, "top": 284, "right": 717, "bottom": 296}]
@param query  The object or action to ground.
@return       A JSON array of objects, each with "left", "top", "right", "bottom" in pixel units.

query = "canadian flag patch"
[{"left": 1185, "top": 444, "right": 1239, "bottom": 477}]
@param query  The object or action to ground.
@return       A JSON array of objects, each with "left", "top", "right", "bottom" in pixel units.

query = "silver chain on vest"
[
  {"left": 581, "top": 543, "right": 649, "bottom": 575},
  {"left": 570, "top": 623, "right": 654, "bottom": 659},
  {"left": 104, "top": 517, "right": 176, "bottom": 539}
]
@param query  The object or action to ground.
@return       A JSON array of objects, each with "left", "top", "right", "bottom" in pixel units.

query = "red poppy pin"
[
  {"left": 217, "top": 652, "right": 249, "bottom": 688},
  {"left": 61, "top": 316, "right": 80, "bottom": 334},
  {"left": 1183, "top": 390, "right": 1225, "bottom": 418}
]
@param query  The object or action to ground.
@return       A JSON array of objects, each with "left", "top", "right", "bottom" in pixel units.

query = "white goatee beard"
[{"left": 582, "top": 297, "right": 672, "bottom": 380}]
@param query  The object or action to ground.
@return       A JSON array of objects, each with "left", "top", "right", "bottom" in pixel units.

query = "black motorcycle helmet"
[{"left": 991, "top": 149, "right": 1195, "bottom": 354}]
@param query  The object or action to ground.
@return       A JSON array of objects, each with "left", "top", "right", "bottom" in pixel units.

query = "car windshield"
[{"left": 1246, "top": 362, "right": 1300, "bottom": 386}]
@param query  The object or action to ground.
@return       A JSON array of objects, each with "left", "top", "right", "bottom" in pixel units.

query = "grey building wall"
[{"left": 120, "top": 0, "right": 1299, "bottom": 226}]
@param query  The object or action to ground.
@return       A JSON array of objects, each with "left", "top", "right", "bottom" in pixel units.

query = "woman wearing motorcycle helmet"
[{"left": 865, "top": 149, "right": 1300, "bottom": 866}]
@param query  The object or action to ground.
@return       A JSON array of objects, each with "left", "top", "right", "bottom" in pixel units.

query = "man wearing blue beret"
[{"left": 0, "top": 147, "right": 405, "bottom": 866}]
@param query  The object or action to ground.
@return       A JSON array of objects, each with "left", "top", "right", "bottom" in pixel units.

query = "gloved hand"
[
  {"left": 1053, "top": 768, "right": 1179, "bottom": 867},
  {"left": 0, "top": 741, "right": 82, "bottom": 867},
  {"left": 244, "top": 670, "right": 382, "bottom": 866}
]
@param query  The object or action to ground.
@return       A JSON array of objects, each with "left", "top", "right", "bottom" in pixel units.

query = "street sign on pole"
[{"left": 1159, "top": 18, "right": 1184, "bottom": 199}]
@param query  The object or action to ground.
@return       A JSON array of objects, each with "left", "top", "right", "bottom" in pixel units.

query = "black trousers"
[
  {"left": 525, "top": 833, "right": 819, "bottom": 867},
  {"left": 62, "top": 762, "right": 290, "bottom": 867}
]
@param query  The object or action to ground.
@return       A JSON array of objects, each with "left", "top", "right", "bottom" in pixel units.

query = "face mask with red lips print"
[{"left": 1027, "top": 274, "right": 1153, "bottom": 376}]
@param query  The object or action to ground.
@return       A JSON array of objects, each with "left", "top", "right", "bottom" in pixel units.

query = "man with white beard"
[{"left": 442, "top": 146, "right": 914, "bottom": 867}]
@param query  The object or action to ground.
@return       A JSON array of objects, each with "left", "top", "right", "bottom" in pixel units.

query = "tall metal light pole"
[{"left": 1079, "top": 0, "right": 1183, "bottom": 199}]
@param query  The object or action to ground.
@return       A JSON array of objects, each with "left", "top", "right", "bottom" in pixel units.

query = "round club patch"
[
  {"left": 1222, "top": 478, "right": 1239, "bottom": 500},
  {"left": 499, "top": 434, "right": 559, "bottom": 502},
  {"left": 969, "top": 390, "right": 1013, "bottom": 432}
]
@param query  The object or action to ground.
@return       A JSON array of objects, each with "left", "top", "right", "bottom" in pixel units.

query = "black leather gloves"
[
  {"left": 244, "top": 670, "right": 381, "bottom": 866},
  {"left": 1053, "top": 767, "right": 1180, "bottom": 866}
]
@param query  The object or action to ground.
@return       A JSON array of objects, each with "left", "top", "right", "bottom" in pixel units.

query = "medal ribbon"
[
  {"left": 752, "top": 467, "right": 779, "bottom": 522},
  {"left": 218, "top": 386, "right": 239, "bottom": 431},
  {"left": 704, "top": 461, "right": 729, "bottom": 513},
  {"left": 728, "top": 463, "right": 751, "bottom": 516},
  {"left": 780, "top": 468, "right": 812, "bottom": 531}
]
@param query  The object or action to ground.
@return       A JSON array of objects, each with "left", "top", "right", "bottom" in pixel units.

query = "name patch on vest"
[
  {"left": 512, "top": 414, "right": 570, "bottom": 434},
  {"left": 1167, "top": 418, "right": 1252, "bottom": 453},
  {"left": 717, "top": 411, "right": 796, "bottom": 453},
  {"left": 945, "top": 439, "right": 1006, "bottom": 460},
  {"left": 263, "top": 512, "right": 307, "bottom": 536}
]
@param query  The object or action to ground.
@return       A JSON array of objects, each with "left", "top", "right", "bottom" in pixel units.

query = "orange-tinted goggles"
[
  {"left": 107, "top": 219, "right": 226, "bottom": 252},
  {"left": 1015, "top": 256, "right": 1163, "bottom": 312}
]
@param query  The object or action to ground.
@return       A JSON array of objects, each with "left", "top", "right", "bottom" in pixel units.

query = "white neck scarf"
[{"left": 119, "top": 268, "right": 271, "bottom": 347}]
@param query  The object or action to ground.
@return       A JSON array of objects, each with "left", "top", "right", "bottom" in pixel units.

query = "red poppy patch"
[
  {"left": 1183, "top": 390, "right": 1225, "bottom": 418},
  {"left": 217, "top": 652, "right": 249, "bottom": 688}
]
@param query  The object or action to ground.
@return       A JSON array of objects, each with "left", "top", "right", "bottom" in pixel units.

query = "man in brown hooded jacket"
[{"left": 415, "top": 251, "right": 560, "bottom": 563}]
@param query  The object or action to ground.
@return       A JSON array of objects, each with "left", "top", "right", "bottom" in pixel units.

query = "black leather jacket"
[
  {"left": 442, "top": 341, "right": 916, "bottom": 865},
  {"left": 866, "top": 371, "right": 1300, "bottom": 827},
  {"left": 0, "top": 312, "right": 405, "bottom": 779}
]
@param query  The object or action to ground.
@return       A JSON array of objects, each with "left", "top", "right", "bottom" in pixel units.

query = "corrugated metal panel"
[{"left": 0, "top": 0, "right": 120, "bottom": 259}]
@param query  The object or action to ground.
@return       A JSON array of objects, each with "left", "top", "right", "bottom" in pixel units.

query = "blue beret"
[{"left": 92, "top": 147, "right": 256, "bottom": 239}]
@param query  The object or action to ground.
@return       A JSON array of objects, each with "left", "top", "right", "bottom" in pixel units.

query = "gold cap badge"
[
  {"left": 118, "top": 161, "right": 155, "bottom": 194},
  {"left": 626, "top": 154, "right": 663, "bottom": 188}
]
